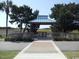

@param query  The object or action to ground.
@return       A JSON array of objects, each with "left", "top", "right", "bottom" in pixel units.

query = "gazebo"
[{"left": 29, "top": 15, "right": 55, "bottom": 39}]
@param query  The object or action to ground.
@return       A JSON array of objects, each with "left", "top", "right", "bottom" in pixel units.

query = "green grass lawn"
[
  {"left": 0, "top": 50, "right": 20, "bottom": 59},
  {"left": 64, "top": 51, "right": 79, "bottom": 59},
  {"left": 0, "top": 38, "right": 4, "bottom": 41},
  {"left": 37, "top": 28, "right": 51, "bottom": 32}
]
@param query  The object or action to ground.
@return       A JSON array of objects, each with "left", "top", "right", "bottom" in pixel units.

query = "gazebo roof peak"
[{"left": 29, "top": 15, "right": 55, "bottom": 24}]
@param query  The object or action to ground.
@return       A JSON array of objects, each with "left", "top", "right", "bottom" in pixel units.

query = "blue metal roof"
[{"left": 29, "top": 15, "right": 54, "bottom": 24}]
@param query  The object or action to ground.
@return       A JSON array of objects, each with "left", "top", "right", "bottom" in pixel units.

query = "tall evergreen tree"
[
  {"left": 9, "top": 5, "right": 39, "bottom": 33},
  {"left": 50, "top": 3, "right": 79, "bottom": 32}
]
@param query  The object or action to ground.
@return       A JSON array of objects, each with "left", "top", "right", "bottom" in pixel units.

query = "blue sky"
[{"left": 0, "top": 0, "right": 79, "bottom": 28}]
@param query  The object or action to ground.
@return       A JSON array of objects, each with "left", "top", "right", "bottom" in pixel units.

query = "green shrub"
[
  {"left": 54, "top": 38, "right": 79, "bottom": 41},
  {"left": 0, "top": 35, "right": 3, "bottom": 38},
  {"left": 5, "top": 36, "right": 33, "bottom": 42},
  {"left": 5, "top": 33, "right": 34, "bottom": 42}
]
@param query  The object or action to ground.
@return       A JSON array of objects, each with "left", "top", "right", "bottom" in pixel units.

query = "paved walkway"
[{"left": 14, "top": 40, "right": 67, "bottom": 59}]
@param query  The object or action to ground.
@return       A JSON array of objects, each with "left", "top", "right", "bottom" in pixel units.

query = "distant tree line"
[{"left": 0, "top": 1, "right": 79, "bottom": 41}]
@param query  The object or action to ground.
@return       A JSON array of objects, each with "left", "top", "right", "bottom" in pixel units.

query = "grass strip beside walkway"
[
  {"left": 0, "top": 50, "right": 20, "bottom": 59},
  {"left": 64, "top": 51, "right": 79, "bottom": 59}
]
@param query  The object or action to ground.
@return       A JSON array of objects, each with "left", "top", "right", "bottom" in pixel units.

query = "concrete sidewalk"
[{"left": 14, "top": 40, "right": 67, "bottom": 59}]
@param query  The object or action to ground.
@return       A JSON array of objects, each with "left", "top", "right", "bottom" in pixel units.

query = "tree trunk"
[
  {"left": 6, "top": 0, "right": 9, "bottom": 38},
  {"left": 19, "top": 21, "right": 22, "bottom": 33},
  {"left": 6, "top": 13, "right": 8, "bottom": 38},
  {"left": 22, "top": 24, "right": 27, "bottom": 34}
]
